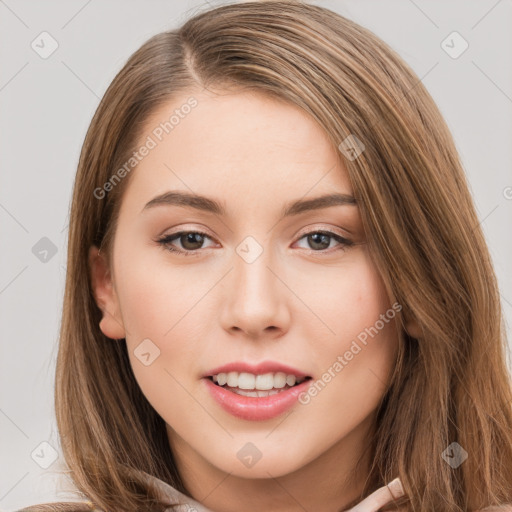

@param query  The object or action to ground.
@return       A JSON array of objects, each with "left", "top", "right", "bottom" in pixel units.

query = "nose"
[{"left": 219, "top": 244, "right": 291, "bottom": 340}]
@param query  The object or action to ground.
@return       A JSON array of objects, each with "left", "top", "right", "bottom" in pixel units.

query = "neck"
[{"left": 166, "top": 412, "right": 376, "bottom": 512}]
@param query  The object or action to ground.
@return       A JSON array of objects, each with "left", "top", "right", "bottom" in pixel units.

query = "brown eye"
[
  {"left": 178, "top": 232, "right": 206, "bottom": 250},
  {"left": 306, "top": 233, "right": 331, "bottom": 250},
  {"left": 295, "top": 230, "right": 353, "bottom": 253},
  {"left": 156, "top": 230, "right": 215, "bottom": 256}
]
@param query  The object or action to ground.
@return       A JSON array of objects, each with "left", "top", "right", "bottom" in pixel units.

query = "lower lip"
[{"left": 203, "top": 377, "right": 312, "bottom": 421}]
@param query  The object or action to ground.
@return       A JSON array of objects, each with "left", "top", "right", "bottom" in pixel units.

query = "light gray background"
[{"left": 1, "top": 0, "right": 511, "bottom": 509}]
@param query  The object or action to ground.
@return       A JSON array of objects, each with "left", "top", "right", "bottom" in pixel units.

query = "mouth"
[
  {"left": 206, "top": 372, "right": 313, "bottom": 398},
  {"left": 203, "top": 372, "right": 314, "bottom": 421}
]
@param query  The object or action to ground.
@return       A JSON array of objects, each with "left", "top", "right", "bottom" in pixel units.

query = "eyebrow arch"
[{"left": 141, "top": 190, "right": 357, "bottom": 218}]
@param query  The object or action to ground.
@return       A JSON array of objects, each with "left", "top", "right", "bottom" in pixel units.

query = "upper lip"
[{"left": 204, "top": 361, "right": 311, "bottom": 379}]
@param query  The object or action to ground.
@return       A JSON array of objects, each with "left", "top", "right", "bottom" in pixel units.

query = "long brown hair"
[{"left": 31, "top": 1, "right": 512, "bottom": 510}]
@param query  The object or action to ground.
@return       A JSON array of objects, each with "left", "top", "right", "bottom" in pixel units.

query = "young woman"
[{"left": 18, "top": 1, "right": 512, "bottom": 511}]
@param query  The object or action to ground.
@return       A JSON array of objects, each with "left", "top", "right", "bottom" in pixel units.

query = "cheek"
[
  {"left": 299, "top": 250, "right": 398, "bottom": 388},
  {"left": 114, "top": 243, "right": 209, "bottom": 338},
  {"left": 114, "top": 254, "right": 210, "bottom": 422},
  {"left": 114, "top": 247, "right": 215, "bottom": 380},
  {"left": 296, "top": 261, "right": 398, "bottom": 431},
  {"left": 294, "top": 250, "right": 393, "bottom": 343}
]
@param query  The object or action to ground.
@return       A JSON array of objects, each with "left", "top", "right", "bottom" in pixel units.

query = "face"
[{"left": 89, "top": 88, "right": 399, "bottom": 486}]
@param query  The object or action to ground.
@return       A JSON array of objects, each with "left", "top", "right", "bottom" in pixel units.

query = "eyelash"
[{"left": 155, "top": 229, "right": 353, "bottom": 257}]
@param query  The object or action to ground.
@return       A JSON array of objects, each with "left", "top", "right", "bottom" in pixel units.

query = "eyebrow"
[{"left": 141, "top": 190, "right": 357, "bottom": 219}]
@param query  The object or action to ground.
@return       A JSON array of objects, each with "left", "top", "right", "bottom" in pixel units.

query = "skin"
[{"left": 89, "top": 87, "right": 401, "bottom": 512}]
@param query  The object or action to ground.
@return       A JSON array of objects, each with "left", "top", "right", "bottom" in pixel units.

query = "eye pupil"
[{"left": 308, "top": 233, "right": 330, "bottom": 250}]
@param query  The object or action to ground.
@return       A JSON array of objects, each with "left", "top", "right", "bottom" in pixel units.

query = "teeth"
[
  {"left": 212, "top": 371, "right": 306, "bottom": 390},
  {"left": 285, "top": 375, "right": 297, "bottom": 386},
  {"left": 231, "top": 388, "right": 284, "bottom": 397}
]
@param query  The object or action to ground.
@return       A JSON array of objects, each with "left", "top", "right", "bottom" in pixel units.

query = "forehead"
[{"left": 120, "top": 88, "right": 353, "bottom": 215}]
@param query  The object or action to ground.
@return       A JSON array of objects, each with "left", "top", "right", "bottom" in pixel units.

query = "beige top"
[
  {"left": 124, "top": 472, "right": 512, "bottom": 512},
  {"left": 15, "top": 472, "right": 512, "bottom": 511},
  {"left": 97, "top": 473, "right": 512, "bottom": 511},
  {"left": 143, "top": 472, "right": 407, "bottom": 511},
  {"left": 14, "top": 473, "right": 404, "bottom": 511}
]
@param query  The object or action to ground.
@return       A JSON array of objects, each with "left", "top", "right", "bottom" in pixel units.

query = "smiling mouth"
[{"left": 207, "top": 375, "right": 313, "bottom": 397}]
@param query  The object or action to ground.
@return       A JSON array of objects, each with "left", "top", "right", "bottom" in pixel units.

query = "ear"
[
  {"left": 403, "top": 312, "right": 422, "bottom": 339},
  {"left": 88, "top": 245, "right": 126, "bottom": 340}
]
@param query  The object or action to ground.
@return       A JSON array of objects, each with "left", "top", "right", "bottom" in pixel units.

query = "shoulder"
[{"left": 15, "top": 502, "right": 102, "bottom": 512}]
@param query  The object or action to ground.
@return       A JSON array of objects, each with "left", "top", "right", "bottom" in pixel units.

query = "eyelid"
[
  {"left": 294, "top": 223, "right": 351, "bottom": 240},
  {"left": 159, "top": 223, "right": 216, "bottom": 238},
  {"left": 160, "top": 223, "right": 351, "bottom": 244}
]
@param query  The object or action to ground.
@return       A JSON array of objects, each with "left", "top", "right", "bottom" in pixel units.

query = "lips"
[
  {"left": 203, "top": 376, "right": 313, "bottom": 421},
  {"left": 203, "top": 360, "right": 311, "bottom": 379},
  {"left": 201, "top": 360, "right": 313, "bottom": 421}
]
